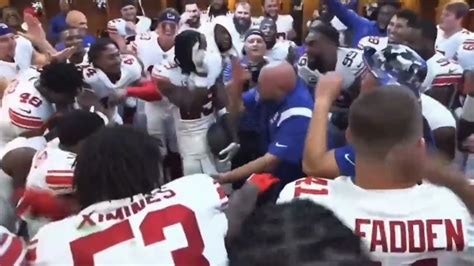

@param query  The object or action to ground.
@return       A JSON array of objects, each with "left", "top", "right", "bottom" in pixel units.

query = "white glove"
[{"left": 218, "top": 142, "right": 240, "bottom": 163}]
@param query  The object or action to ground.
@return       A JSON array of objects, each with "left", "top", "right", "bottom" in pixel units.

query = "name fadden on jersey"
[{"left": 355, "top": 218, "right": 465, "bottom": 253}]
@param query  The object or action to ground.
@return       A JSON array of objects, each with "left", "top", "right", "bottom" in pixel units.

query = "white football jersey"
[
  {"left": 266, "top": 40, "right": 295, "bottom": 62},
  {"left": 297, "top": 47, "right": 365, "bottom": 89},
  {"left": 420, "top": 93, "right": 456, "bottom": 130},
  {"left": 0, "top": 69, "right": 54, "bottom": 150},
  {"left": 0, "top": 35, "right": 34, "bottom": 80},
  {"left": 29, "top": 174, "right": 229, "bottom": 265},
  {"left": 455, "top": 38, "right": 474, "bottom": 70},
  {"left": 107, "top": 16, "right": 152, "bottom": 39},
  {"left": 357, "top": 36, "right": 388, "bottom": 51},
  {"left": 0, "top": 225, "right": 26, "bottom": 266},
  {"left": 255, "top": 14, "right": 293, "bottom": 40},
  {"left": 422, "top": 53, "right": 464, "bottom": 93},
  {"left": 435, "top": 27, "right": 472, "bottom": 60},
  {"left": 152, "top": 64, "right": 216, "bottom": 158},
  {"left": 278, "top": 176, "right": 474, "bottom": 265},
  {"left": 83, "top": 54, "right": 142, "bottom": 98},
  {"left": 25, "top": 146, "right": 76, "bottom": 195},
  {"left": 131, "top": 31, "right": 175, "bottom": 71}
]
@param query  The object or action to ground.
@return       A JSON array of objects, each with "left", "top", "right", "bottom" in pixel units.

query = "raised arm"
[
  {"left": 303, "top": 72, "right": 343, "bottom": 178},
  {"left": 325, "top": 0, "right": 368, "bottom": 30}
]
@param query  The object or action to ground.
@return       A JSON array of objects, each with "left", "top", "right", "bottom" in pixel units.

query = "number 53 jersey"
[
  {"left": 0, "top": 68, "right": 54, "bottom": 150},
  {"left": 28, "top": 174, "right": 229, "bottom": 266}
]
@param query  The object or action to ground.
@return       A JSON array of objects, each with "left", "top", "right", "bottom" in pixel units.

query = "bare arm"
[
  {"left": 303, "top": 72, "right": 343, "bottom": 178},
  {"left": 433, "top": 127, "right": 456, "bottom": 161}
]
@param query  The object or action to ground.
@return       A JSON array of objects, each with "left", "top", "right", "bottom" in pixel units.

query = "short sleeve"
[
  {"left": 268, "top": 115, "right": 311, "bottom": 164},
  {"left": 334, "top": 145, "right": 356, "bottom": 177}
]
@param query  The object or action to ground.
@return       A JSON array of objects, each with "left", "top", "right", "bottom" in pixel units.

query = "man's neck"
[
  {"left": 157, "top": 37, "right": 174, "bottom": 52},
  {"left": 443, "top": 26, "right": 463, "bottom": 38},
  {"left": 106, "top": 72, "right": 121, "bottom": 83},
  {"left": 354, "top": 157, "right": 418, "bottom": 190}
]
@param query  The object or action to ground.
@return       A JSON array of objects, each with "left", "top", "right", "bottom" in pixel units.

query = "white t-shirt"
[
  {"left": 29, "top": 174, "right": 229, "bottom": 265},
  {"left": 435, "top": 27, "right": 472, "bottom": 60},
  {"left": 297, "top": 47, "right": 365, "bottom": 89},
  {"left": 278, "top": 176, "right": 474, "bottom": 265},
  {"left": 422, "top": 52, "right": 464, "bottom": 93},
  {"left": 0, "top": 68, "right": 54, "bottom": 150},
  {"left": 107, "top": 16, "right": 152, "bottom": 39},
  {"left": 266, "top": 40, "right": 295, "bottom": 62}
]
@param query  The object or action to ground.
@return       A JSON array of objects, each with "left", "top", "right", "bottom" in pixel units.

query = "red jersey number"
[
  {"left": 124, "top": 58, "right": 135, "bottom": 65},
  {"left": 69, "top": 204, "right": 209, "bottom": 266},
  {"left": 19, "top": 93, "right": 42, "bottom": 108},
  {"left": 294, "top": 177, "right": 329, "bottom": 197}
]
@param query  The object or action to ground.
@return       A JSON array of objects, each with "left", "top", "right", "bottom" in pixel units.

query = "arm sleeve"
[
  {"left": 268, "top": 116, "right": 311, "bottom": 164},
  {"left": 334, "top": 145, "right": 356, "bottom": 177},
  {"left": 326, "top": 0, "right": 368, "bottom": 30}
]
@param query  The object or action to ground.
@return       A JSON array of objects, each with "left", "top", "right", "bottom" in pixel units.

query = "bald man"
[
  {"left": 218, "top": 60, "right": 314, "bottom": 189},
  {"left": 55, "top": 10, "right": 95, "bottom": 51}
]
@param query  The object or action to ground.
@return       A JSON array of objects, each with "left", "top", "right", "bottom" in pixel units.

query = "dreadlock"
[
  {"left": 39, "top": 62, "right": 83, "bottom": 97},
  {"left": 88, "top": 38, "right": 119, "bottom": 65},
  {"left": 74, "top": 126, "right": 162, "bottom": 208},
  {"left": 228, "top": 199, "right": 372, "bottom": 266},
  {"left": 174, "top": 30, "right": 202, "bottom": 74}
]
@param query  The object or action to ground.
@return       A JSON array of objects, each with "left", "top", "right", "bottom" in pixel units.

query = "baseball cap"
[
  {"left": 0, "top": 23, "right": 12, "bottom": 36},
  {"left": 120, "top": 0, "right": 136, "bottom": 9},
  {"left": 244, "top": 29, "right": 264, "bottom": 41},
  {"left": 157, "top": 9, "right": 180, "bottom": 24}
]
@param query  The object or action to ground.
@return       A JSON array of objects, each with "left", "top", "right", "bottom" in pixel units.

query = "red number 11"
[{"left": 70, "top": 204, "right": 209, "bottom": 266}]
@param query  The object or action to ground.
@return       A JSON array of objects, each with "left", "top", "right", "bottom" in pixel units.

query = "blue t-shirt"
[
  {"left": 334, "top": 118, "right": 436, "bottom": 177},
  {"left": 48, "top": 14, "right": 68, "bottom": 43},
  {"left": 243, "top": 79, "right": 314, "bottom": 186}
]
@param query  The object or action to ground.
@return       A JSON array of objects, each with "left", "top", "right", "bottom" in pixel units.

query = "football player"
[
  {"left": 107, "top": 0, "right": 151, "bottom": 43},
  {"left": 435, "top": 1, "right": 472, "bottom": 59},
  {"left": 297, "top": 23, "right": 364, "bottom": 100},
  {"left": 257, "top": 0, "right": 295, "bottom": 40},
  {"left": 279, "top": 86, "right": 474, "bottom": 265},
  {"left": 232, "top": 1, "right": 254, "bottom": 41},
  {"left": 153, "top": 30, "right": 228, "bottom": 175},
  {"left": 179, "top": 0, "right": 207, "bottom": 32},
  {"left": 60, "top": 28, "right": 88, "bottom": 68},
  {"left": 303, "top": 45, "right": 456, "bottom": 179},
  {"left": 83, "top": 38, "right": 152, "bottom": 124},
  {"left": 407, "top": 20, "right": 464, "bottom": 113},
  {"left": 357, "top": 9, "right": 418, "bottom": 51},
  {"left": 209, "top": 15, "right": 241, "bottom": 58},
  {"left": 17, "top": 110, "right": 106, "bottom": 237},
  {"left": 201, "top": 0, "right": 232, "bottom": 23},
  {"left": 27, "top": 126, "right": 278, "bottom": 265},
  {"left": 0, "top": 62, "right": 82, "bottom": 150},
  {"left": 259, "top": 17, "right": 296, "bottom": 63}
]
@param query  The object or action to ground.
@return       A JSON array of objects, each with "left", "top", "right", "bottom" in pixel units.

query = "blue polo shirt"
[{"left": 243, "top": 78, "right": 314, "bottom": 186}]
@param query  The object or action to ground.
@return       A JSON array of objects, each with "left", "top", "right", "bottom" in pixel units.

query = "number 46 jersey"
[
  {"left": 278, "top": 176, "right": 474, "bottom": 266},
  {"left": 28, "top": 174, "right": 229, "bottom": 266},
  {"left": 297, "top": 47, "right": 365, "bottom": 91}
]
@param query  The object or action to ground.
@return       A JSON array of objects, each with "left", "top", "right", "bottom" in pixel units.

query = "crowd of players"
[{"left": 0, "top": 0, "right": 474, "bottom": 264}]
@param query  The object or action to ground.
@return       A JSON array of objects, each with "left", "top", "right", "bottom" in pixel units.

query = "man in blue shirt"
[
  {"left": 218, "top": 60, "right": 313, "bottom": 188},
  {"left": 325, "top": 0, "right": 399, "bottom": 47},
  {"left": 48, "top": 0, "right": 70, "bottom": 44},
  {"left": 55, "top": 10, "right": 95, "bottom": 51}
]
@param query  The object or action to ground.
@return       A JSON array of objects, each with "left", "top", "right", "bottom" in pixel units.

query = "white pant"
[
  {"left": 145, "top": 101, "right": 178, "bottom": 156},
  {"left": 182, "top": 153, "right": 218, "bottom": 175}
]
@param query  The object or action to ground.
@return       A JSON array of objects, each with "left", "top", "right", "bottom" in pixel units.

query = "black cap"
[
  {"left": 157, "top": 9, "right": 180, "bottom": 24},
  {"left": 244, "top": 29, "right": 264, "bottom": 41},
  {"left": 120, "top": 0, "right": 136, "bottom": 9}
]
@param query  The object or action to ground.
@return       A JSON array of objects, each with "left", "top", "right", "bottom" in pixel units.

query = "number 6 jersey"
[{"left": 28, "top": 174, "right": 229, "bottom": 266}]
